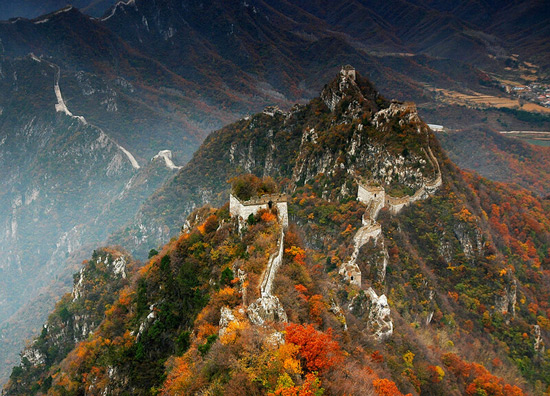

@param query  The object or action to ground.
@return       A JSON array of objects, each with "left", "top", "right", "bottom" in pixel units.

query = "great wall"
[
  {"left": 229, "top": 193, "right": 289, "bottom": 326},
  {"left": 340, "top": 144, "right": 441, "bottom": 285},
  {"left": 339, "top": 142, "right": 442, "bottom": 339},
  {"left": 383, "top": 146, "right": 442, "bottom": 214},
  {"left": 226, "top": 65, "right": 443, "bottom": 338},
  {"left": 226, "top": 141, "right": 441, "bottom": 337},
  {"left": 246, "top": 226, "right": 288, "bottom": 326}
]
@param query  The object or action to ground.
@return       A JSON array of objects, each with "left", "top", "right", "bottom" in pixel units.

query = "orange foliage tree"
[
  {"left": 285, "top": 246, "right": 306, "bottom": 266},
  {"left": 372, "top": 378, "right": 412, "bottom": 396},
  {"left": 308, "top": 295, "right": 326, "bottom": 327},
  {"left": 270, "top": 373, "right": 324, "bottom": 396},
  {"left": 261, "top": 210, "right": 278, "bottom": 223},
  {"left": 161, "top": 357, "right": 192, "bottom": 395}
]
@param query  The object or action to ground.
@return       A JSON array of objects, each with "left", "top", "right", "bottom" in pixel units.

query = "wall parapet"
[{"left": 238, "top": 193, "right": 288, "bottom": 207}]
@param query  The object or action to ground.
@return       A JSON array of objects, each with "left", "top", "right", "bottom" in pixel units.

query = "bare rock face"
[
  {"left": 373, "top": 101, "right": 423, "bottom": 132},
  {"left": 72, "top": 314, "right": 93, "bottom": 340},
  {"left": 110, "top": 256, "right": 127, "bottom": 279},
  {"left": 265, "top": 331, "right": 285, "bottom": 347},
  {"left": 364, "top": 288, "right": 393, "bottom": 340},
  {"left": 495, "top": 279, "right": 517, "bottom": 317},
  {"left": 219, "top": 307, "right": 238, "bottom": 337},
  {"left": 72, "top": 268, "right": 86, "bottom": 301},
  {"left": 21, "top": 347, "right": 45, "bottom": 366},
  {"left": 453, "top": 222, "right": 482, "bottom": 260},
  {"left": 350, "top": 288, "right": 393, "bottom": 340},
  {"left": 73, "top": 254, "right": 127, "bottom": 302},
  {"left": 438, "top": 238, "right": 453, "bottom": 264},
  {"left": 534, "top": 325, "right": 545, "bottom": 354},
  {"left": 247, "top": 295, "right": 288, "bottom": 326}
]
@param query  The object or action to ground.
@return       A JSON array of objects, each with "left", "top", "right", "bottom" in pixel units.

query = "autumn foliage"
[
  {"left": 285, "top": 246, "right": 306, "bottom": 266},
  {"left": 443, "top": 353, "right": 525, "bottom": 396},
  {"left": 372, "top": 378, "right": 412, "bottom": 396},
  {"left": 161, "top": 357, "right": 192, "bottom": 395},
  {"left": 270, "top": 373, "right": 324, "bottom": 396},
  {"left": 261, "top": 210, "right": 278, "bottom": 223},
  {"left": 285, "top": 324, "right": 343, "bottom": 373}
]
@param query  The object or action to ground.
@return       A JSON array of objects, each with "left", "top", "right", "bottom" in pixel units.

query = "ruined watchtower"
[
  {"left": 230, "top": 193, "right": 288, "bottom": 227},
  {"left": 341, "top": 65, "right": 356, "bottom": 81},
  {"left": 263, "top": 105, "right": 283, "bottom": 117},
  {"left": 357, "top": 183, "right": 385, "bottom": 220}
]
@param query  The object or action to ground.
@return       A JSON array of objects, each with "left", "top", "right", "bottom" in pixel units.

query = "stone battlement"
[
  {"left": 358, "top": 182, "right": 384, "bottom": 194},
  {"left": 389, "top": 100, "right": 416, "bottom": 112},
  {"left": 263, "top": 106, "right": 284, "bottom": 117},
  {"left": 239, "top": 193, "right": 288, "bottom": 207},
  {"left": 402, "top": 102, "right": 417, "bottom": 112},
  {"left": 385, "top": 194, "right": 414, "bottom": 206}
]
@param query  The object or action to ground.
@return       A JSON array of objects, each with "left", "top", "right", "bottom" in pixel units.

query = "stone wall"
[
  {"left": 385, "top": 186, "right": 427, "bottom": 214},
  {"left": 342, "top": 143, "right": 442, "bottom": 340},
  {"left": 339, "top": 222, "right": 382, "bottom": 287},
  {"left": 361, "top": 145, "right": 442, "bottom": 215}
]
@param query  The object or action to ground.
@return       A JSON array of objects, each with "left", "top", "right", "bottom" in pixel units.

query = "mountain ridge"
[
  {"left": 4, "top": 68, "right": 549, "bottom": 395},
  {"left": 108, "top": 66, "right": 437, "bottom": 257}
]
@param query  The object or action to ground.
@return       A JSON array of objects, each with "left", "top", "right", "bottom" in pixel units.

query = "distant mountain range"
[
  {"left": 3, "top": 0, "right": 548, "bottom": 73},
  {"left": 0, "top": 0, "right": 117, "bottom": 19}
]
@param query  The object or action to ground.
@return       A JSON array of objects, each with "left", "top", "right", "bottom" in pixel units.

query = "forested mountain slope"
[{"left": 1, "top": 0, "right": 549, "bottom": 386}]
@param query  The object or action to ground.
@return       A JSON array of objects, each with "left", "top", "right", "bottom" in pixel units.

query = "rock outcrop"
[
  {"left": 364, "top": 288, "right": 393, "bottom": 340},
  {"left": 247, "top": 296, "right": 288, "bottom": 326},
  {"left": 349, "top": 288, "right": 393, "bottom": 340},
  {"left": 11, "top": 249, "right": 131, "bottom": 386}
]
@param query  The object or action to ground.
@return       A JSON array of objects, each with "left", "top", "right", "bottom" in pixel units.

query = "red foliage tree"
[
  {"left": 308, "top": 295, "right": 325, "bottom": 327},
  {"left": 443, "top": 353, "right": 525, "bottom": 396},
  {"left": 285, "top": 324, "right": 343, "bottom": 373}
]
